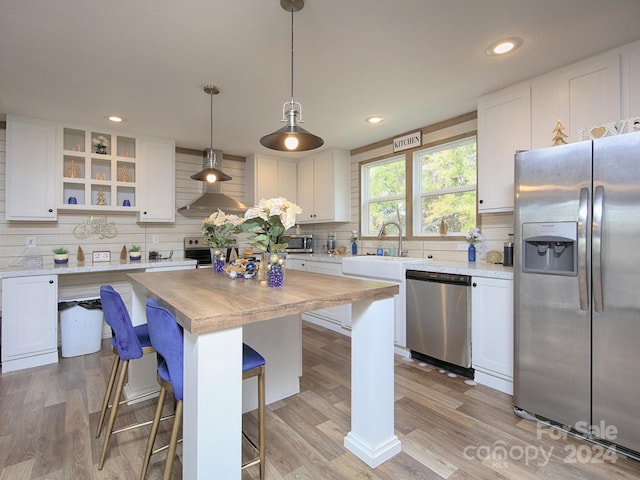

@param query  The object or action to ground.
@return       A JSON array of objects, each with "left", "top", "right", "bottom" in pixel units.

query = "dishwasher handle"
[{"left": 406, "top": 270, "right": 471, "bottom": 286}]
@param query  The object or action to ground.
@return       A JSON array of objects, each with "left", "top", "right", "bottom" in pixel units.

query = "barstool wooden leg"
[
  {"left": 96, "top": 354, "right": 120, "bottom": 438},
  {"left": 163, "top": 400, "right": 183, "bottom": 480},
  {"left": 140, "top": 386, "right": 167, "bottom": 480},
  {"left": 258, "top": 365, "right": 265, "bottom": 480},
  {"left": 98, "top": 358, "right": 129, "bottom": 470}
]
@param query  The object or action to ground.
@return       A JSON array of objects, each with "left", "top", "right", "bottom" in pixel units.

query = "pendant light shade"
[
  {"left": 192, "top": 85, "right": 232, "bottom": 183},
  {"left": 260, "top": 0, "right": 323, "bottom": 152}
]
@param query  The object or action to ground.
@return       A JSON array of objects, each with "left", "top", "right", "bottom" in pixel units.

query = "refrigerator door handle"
[
  {"left": 593, "top": 185, "right": 604, "bottom": 312},
  {"left": 578, "top": 186, "right": 590, "bottom": 311}
]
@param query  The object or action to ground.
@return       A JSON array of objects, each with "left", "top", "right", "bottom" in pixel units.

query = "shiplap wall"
[{"left": 0, "top": 127, "right": 248, "bottom": 311}]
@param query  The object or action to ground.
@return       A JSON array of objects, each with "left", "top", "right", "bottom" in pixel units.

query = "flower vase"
[
  {"left": 265, "top": 252, "right": 286, "bottom": 287},
  {"left": 210, "top": 248, "right": 226, "bottom": 273},
  {"left": 351, "top": 242, "right": 358, "bottom": 256},
  {"left": 468, "top": 244, "right": 476, "bottom": 262}
]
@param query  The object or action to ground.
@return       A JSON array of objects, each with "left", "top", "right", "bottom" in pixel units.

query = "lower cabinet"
[
  {"left": 471, "top": 276, "right": 514, "bottom": 395},
  {"left": 287, "top": 258, "right": 352, "bottom": 333},
  {"left": 1, "top": 275, "right": 59, "bottom": 372}
]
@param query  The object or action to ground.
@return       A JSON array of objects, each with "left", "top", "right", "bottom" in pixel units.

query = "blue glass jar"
[
  {"left": 351, "top": 242, "right": 357, "bottom": 256},
  {"left": 468, "top": 244, "right": 476, "bottom": 262}
]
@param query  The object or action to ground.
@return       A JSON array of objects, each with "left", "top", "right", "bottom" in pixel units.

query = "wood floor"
[{"left": 1, "top": 321, "right": 640, "bottom": 479}]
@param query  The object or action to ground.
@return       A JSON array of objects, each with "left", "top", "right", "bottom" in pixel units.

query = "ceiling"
[{"left": 1, "top": 0, "right": 640, "bottom": 159}]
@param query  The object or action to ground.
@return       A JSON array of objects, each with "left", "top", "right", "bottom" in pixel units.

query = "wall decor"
[
  {"left": 73, "top": 216, "right": 118, "bottom": 239},
  {"left": 576, "top": 116, "right": 640, "bottom": 141}
]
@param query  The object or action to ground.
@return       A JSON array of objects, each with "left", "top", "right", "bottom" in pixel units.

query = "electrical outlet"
[
  {"left": 26, "top": 237, "right": 36, "bottom": 248},
  {"left": 152, "top": 234, "right": 159, "bottom": 244}
]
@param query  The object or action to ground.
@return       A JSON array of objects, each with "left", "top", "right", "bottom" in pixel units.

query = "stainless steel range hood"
[{"left": 178, "top": 182, "right": 248, "bottom": 217}]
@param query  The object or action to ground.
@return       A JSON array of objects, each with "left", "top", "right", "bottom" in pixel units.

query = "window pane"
[
  {"left": 369, "top": 159, "right": 405, "bottom": 198},
  {"left": 419, "top": 191, "right": 476, "bottom": 233},
  {"left": 368, "top": 199, "right": 406, "bottom": 234},
  {"left": 419, "top": 142, "right": 476, "bottom": 192}
]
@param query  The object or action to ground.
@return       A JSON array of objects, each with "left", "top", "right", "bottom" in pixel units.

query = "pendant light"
[
  {"left": 260, "top": 0, "right": 324, "bottom": 152},
  {"left": 191, "top": 85, "right": 232, "bottom": 183}
]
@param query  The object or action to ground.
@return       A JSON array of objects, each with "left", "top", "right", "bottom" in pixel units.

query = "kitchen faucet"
[{"left": 377, "top": 221, "right": 403, "bottom": 257}]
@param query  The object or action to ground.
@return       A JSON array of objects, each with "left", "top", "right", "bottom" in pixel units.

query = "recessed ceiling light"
[
  {"left": 366, "top": 115, "right": 384, "bottom": 125},
  {"left": 485, "top": 37, "right": 522, "bottom": 56},
  {"left": 108, "top": 115, "right": 124, "bottom": 122}
]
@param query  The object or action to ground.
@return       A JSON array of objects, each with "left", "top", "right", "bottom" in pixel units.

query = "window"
[
  {"left": 360, "top": 155, "right": 406, "bottom": 236},
  {"left": 412, "top": 137, "right": 477, "bottom": 236}
]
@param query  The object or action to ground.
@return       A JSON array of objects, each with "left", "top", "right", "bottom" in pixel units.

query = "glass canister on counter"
[{"left": 327, "top": 232, "right": 336, "bottom": 254}]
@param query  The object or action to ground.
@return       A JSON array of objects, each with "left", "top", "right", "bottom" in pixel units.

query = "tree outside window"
[
  {"left": 361, "top": 156, "right": 406, "bottom": 236},
  {"left": 413, "top": 137, "right": 477, "bottom": 235}
]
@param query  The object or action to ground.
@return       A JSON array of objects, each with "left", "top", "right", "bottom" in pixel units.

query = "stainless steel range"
[{"left": 184, "top": 236, "right": 212, "bottom": 267}]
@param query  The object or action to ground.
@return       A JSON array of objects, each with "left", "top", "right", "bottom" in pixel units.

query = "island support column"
[
  {"left": 344, "top": 296, "right": 401, "bottom": 467},
  {"left": 183, "top": 327, "right": 243, "bottom": 479}
]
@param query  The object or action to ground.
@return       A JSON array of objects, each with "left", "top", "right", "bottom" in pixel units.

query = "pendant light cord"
[
  {"left": 210, "top": 91, "right": 214, "bottom": 149},
  {"left": 289, "top": 1, "right": 295, "bottom": 104}
]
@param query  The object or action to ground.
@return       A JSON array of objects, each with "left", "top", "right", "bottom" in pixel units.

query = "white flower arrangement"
[
  {"left": 202, "top": 209, "right": 244, "bottom": 247},
  {"left": 240, "top": 197, "right": 302, "bottom": 253},
  {"left": 465, "top": 227, "right": 483, "bottom": 245}
]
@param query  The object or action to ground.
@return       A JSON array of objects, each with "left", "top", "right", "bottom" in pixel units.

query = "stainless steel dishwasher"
[{"left": 405, "top": 270, "right": 472, "bottom": 375}]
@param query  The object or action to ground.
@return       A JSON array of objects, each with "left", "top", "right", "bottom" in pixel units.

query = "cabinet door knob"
[
  {"left": 478, "top": 199, "right": 484, "bottom": 204},
  {"left": 48, "top": 208, "right": 54, "bottom": 213},
  {"left": 472, "top": 282, "right": 477, "bottom": 287},
  {"left": 143, "top": 211, "right": 148, "bottom": 215},
  {"left": 49, "top": 280, "right": 54, "bottom": 284}
]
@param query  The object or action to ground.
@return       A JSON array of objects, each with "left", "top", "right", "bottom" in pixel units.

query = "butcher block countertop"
[{"left": 128, "top": 268, "right": 399, "bottom": 335}]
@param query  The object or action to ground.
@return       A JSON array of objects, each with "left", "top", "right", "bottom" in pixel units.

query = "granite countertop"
[
  {"left": 0, "top": 259, "right": 197, "bottom": 280},
  {"left": 288, "top": 254, "right": 513, "bottom": 280},
  {"left": 404, "top": 259, "right": 513, "bottom": 280}
]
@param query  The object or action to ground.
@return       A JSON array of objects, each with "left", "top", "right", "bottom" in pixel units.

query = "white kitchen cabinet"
[
  {"left": 471, "top": 276, "right": 513, "bottom": 395},
  {"left": 286, "top": 258, "right": 352, "bottom": 332},
  {"left": 477, "top": 83, "right": 531, "bottom": 213},
  {"left": 558, "top": 53, "right": 621, "bottom": 144},
  {"left": 137, "top": 137, "right": 176, "bottom": 222},
  {"left": 6, "top": 115, "right": 57, "bottom": 221},
  {"left": 296, "top": 148, "right": 350, "bottom": 223},
  {"left": 1, "top": 275, "right": 59, "bottom": 372},
  {"left": 623, "top": 42, "right": 640, "bottom": 118},
  {"left": 246, "top": 154, "right": 297, "bottom": 204}
]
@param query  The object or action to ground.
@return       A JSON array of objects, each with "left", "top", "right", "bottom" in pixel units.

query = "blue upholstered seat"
[
  {"left": 141, "top": 298, "right": 266, "bottom": 479},
  {"left": 97, "top": 285, "right": 158, "bottom": 471}
]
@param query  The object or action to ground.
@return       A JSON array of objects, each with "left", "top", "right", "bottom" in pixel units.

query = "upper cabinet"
[
  {"left": 5, "top": 116, "right": 176, "bottom": 222},
  {"left": 246, "top": 154, "right": 297, "bottom": 205},
  {"left": 60, "top": 126, "right": 138, "bottom": 211},
  {"left": 477, "top": 84, "right": 531, "bottom": 213},
  {"left": 297, "top": 148, "right": 351, "bottom": 224},
  {"left": 558, "top": 53, "right": 621, "bottom": 143},
  {"left": 136, "top": 137, "right": 176, "bottom": 222},
  {"left": 6, "top": 115, "right": 57, "bottom": 221}
]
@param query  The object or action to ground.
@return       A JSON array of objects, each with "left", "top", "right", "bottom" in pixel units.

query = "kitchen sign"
[{"left": 393, "top": 131, "right": 422, "bottom": 152}]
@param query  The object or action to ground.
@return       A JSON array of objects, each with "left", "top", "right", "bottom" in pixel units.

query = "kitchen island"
[{"left": 127, "top": 268, "right": 400, "bottom": 479}]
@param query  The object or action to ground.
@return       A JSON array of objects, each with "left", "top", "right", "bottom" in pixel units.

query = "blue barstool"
[
  {"left": 97, "top": 285, "right": 159, "bottom": 470},
  {"left": 141, "top": 298, "right": 266, "bottom": 480}
]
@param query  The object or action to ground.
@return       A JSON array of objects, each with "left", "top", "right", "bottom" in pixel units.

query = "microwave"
[{"left": 286, "top": 234, "right": 314, "bottom": 253}]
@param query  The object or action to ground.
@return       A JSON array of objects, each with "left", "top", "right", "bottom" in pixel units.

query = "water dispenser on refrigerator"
[{"left": 521, "top": 222, "right": 577, "bottom": 276}]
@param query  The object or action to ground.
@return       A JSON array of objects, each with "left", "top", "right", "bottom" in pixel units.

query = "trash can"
[{"left": 59, "top": 298, "right": 104, "bottom": 358}]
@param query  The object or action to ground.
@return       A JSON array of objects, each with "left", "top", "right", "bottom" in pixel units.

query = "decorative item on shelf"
[
  {"left": 240, "top": 197, "right": 302, "bottom": 287},
  {"left": 96, "top": 189, "right": 107, "bottom": 205},
  {"left": 77, "top": 246, "right": 85, "bottom": 264},
  {"left": 95, "top": 172, "right": 107, "bottom": 180},
  {"left": 120, "top": 245, "right": 127, "bottom": 262},
  {"left": 465, "top": 227, "right": 483, "bottom": 263},
  {"left": 123, "top": 199, "right": 131, "bottom": 207},
  {"left": 92, "top": 135, "right": 109, "bottom": 154},
  {"left": 202, "top": 209, "right": 244, "bottom": 273},
  {"left": 68, "top": 196, "right": 77, "bottom": 205},
  {"left": 439, "top": 218, "right": 448, "bottom": 235},
  {"left": 129, "top": 245, "right": 142, "bottom": 261},
  {"left": 351, "top": 230, "right": 358, "bottom": 256},
  {"left": 53, "top": 247, "right": 69, "bottom": 265},
  {"left": 117, "top": 164, "right": 131, "bottom": 182},
  {"left": 552, "top": 120, "right": 568, "bottom": 146},
  {"left": 64, "top": 159, "right": 81, "bottom": 178}
]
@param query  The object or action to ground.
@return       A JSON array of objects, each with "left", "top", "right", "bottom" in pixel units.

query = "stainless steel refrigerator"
[{"left": 514, "top": 130, "right": 640, "bottom": 455}]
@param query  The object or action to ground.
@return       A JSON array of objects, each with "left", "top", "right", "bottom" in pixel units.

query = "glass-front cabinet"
[{"left": 61, "top": 127, "right": 138, "bottom": 210}]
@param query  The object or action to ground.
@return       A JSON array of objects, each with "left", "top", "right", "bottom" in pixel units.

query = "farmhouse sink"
[{"left": 341, "top": 255, "right": 431, "bottom": 281}]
